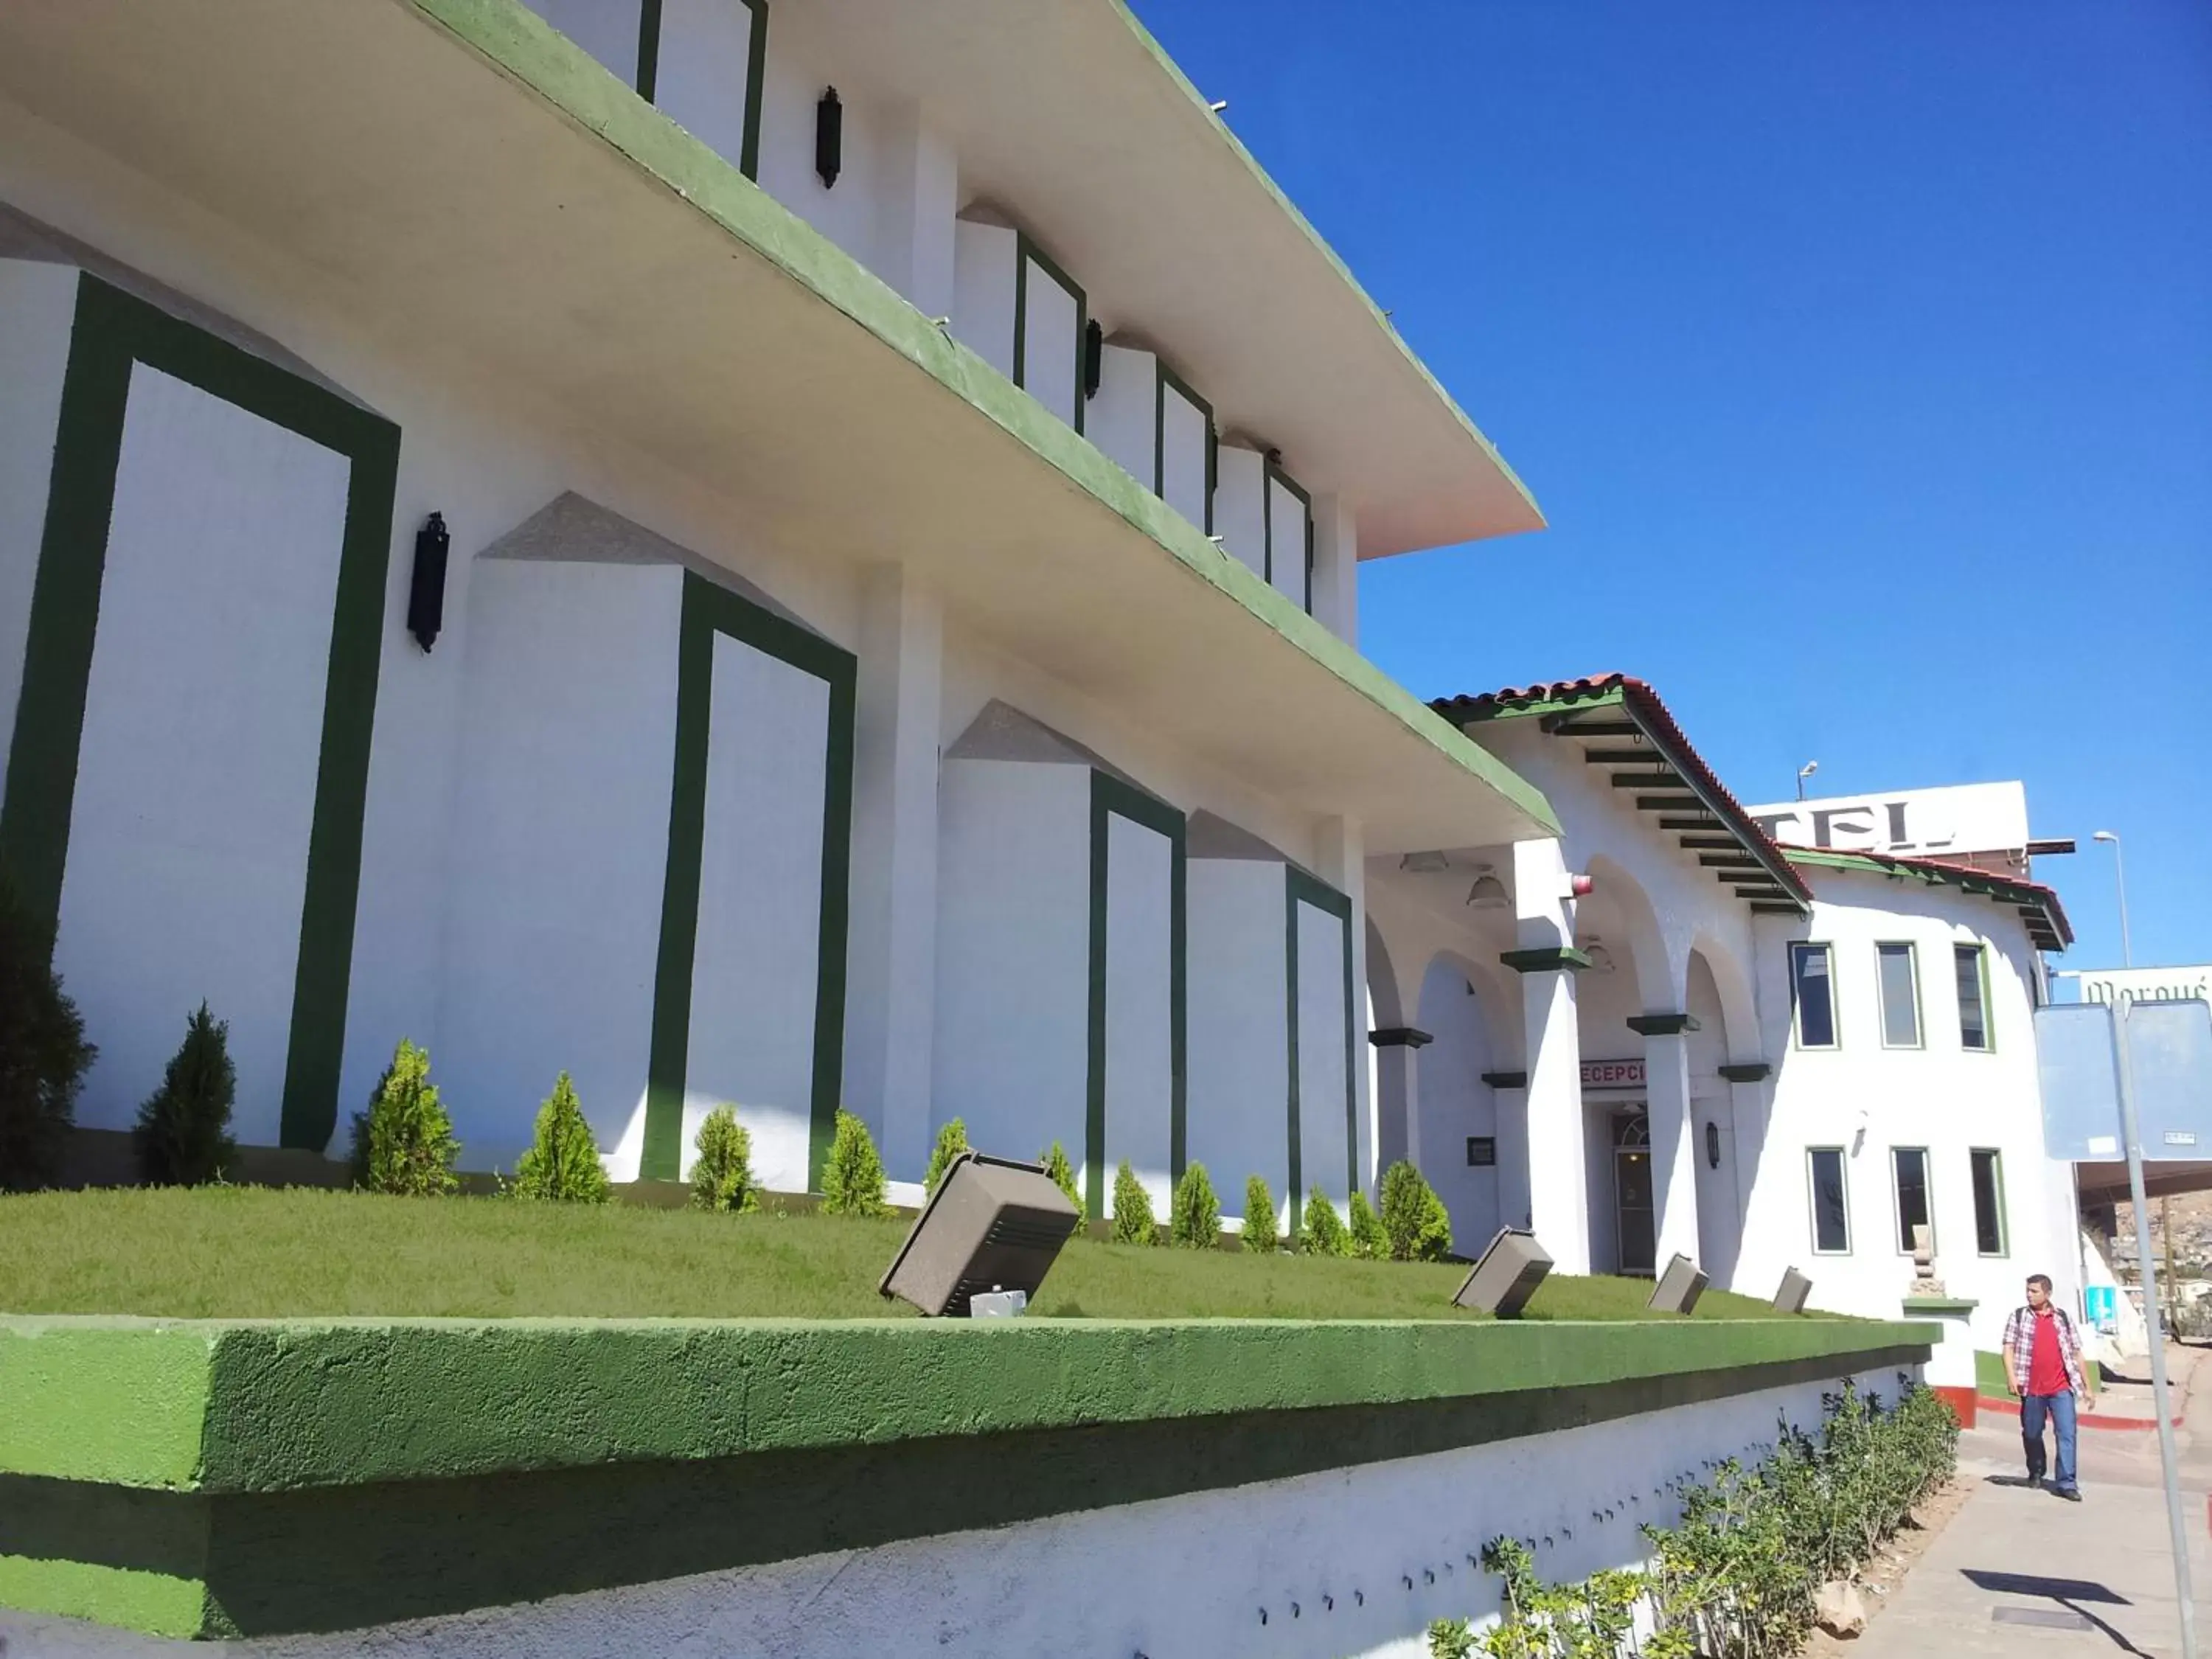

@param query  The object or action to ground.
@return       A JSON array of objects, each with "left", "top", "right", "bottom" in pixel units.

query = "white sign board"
[
  {"left": 1742, "top": 781, "right": 2029, "bottom": 859},
  {"left": 2073, "top": 966, "right": 2212, "bottom": 1009}
]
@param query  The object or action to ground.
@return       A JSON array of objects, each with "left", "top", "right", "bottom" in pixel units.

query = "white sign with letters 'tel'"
[{"left": 1742, "top": 781, "right": 2029, "bottom": 859}]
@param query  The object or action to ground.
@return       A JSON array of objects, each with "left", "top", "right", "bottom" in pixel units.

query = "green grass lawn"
[{"left": 0, "top": 1186, "right": 1818, "bottom": 1323}]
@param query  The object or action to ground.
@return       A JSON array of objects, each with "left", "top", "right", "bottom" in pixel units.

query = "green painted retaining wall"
[{"left": 1, "top": 1315, "right": 1932, "bottom": 1640}]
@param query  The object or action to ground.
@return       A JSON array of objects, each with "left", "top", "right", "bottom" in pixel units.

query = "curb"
[{"left": 1975, "top": 1394, "right": 2181, "bottom": 1432}]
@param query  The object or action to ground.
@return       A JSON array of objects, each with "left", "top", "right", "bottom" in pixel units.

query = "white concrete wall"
[
  {"left": 518, "top": 0, "right": 644, "bottom": 90},
  {"left": 679, "top": 630, "right": 830, "bottom": 1191},
  {"left": 440, "top": 560, "right": 681, "bottom": 1172},
  {"left": 1416, "top": 957, "right": 1501, "bottom": 1251},
  {"left": 1214, "top": 440, "right": 1266, "bottom": 582},
  {"left": 1267, "top": 470, "right": 1310, "bottom": 611},
  {"left": 951, "top": 217, "right": 1017, "bottom": 383},
  {"left": 655, "top": 0, "right": 762, "bottom": 178},
  {"left": 31, "top": 1363, "right": 1918, "bottom": 1659},
  {"left": 1295, "top": 894, "right": 1352, "bottom": 1212},
  {"left": 0, "top": 259, "right": 76, "bottom": 789},
  {"left": 1743, "top": 872, "right": 2066, "bottom": 1349},
  {"left": 1087, "top": 340, "right": 1154, "bottom": 492},
  {"left": 1186, "top": 858, "right": 1290, "bottom": 1228},
  {"left": 1104, "top": 807, "right": 1175, "bottom": 1217},
  {"left": 55, "top": 361, "right": 351, "bottom": 1144},
  {"left": 1160, "top": 375, "right": 1211, "bottom": 533},
  {"left": 933, "top": 759, "right": 1090, "bottom": 1172},
  {"left": 1020, "top": 249, "right": 1081, "bottom": 431}
]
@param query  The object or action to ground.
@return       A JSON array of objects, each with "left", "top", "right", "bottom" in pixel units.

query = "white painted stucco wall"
[{"left": 1186, "top": 857, "right": 1292, "bottom": 1228}]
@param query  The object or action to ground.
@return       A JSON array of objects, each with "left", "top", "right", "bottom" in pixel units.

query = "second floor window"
[
  {"left": 1970, "top": 1149, "right": 2008, "bottom": 1255},
  {"left": 1877, "top": 942, "right": 1921, "bottom": 1048},
  {"left": 1955, "top": 943, "right": 1991, "bottom": 1051},
  {"left": 1790, "top": 942, "right": 1837, "bottom": 1048},
  {"left": 1891, "top": 1147, "right": 1932, "bottom": 1253}
]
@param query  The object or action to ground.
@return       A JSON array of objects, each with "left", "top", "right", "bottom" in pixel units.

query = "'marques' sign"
[{"left": 2072, "top": 966, "right": 2212, "bottom": 1009}]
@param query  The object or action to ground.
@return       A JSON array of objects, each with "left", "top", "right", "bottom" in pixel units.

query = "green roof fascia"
[
  {"left": 1105, "top": 1, "right": 1543, "bottom": 536},
  {"left": 1, "top": 1315, "right": 1932, "bottom": 1494},
  {"left": 1784, "top": 848, "right": 2067, "bottom": 939},
  {"left": 1456, "top": 686, "right": 1628, "bottom": 725},
  {"left": 405, "top": 0, "right": 1558, "bottom": 841}
]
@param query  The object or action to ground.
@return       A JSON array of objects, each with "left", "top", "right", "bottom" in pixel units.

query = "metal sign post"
[{"left": 2111, "top": 995, "right": 2199, "bottom": 1659}]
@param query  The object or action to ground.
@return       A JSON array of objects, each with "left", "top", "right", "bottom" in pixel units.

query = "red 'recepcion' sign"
[{"left": 1580, "top": 1058, "right": 1646, "bottom": 1090}]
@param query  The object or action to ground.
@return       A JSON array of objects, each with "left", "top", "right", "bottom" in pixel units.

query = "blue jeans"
[{"left": 2021, "top": 1391, "right": 2078, "bottom": 1492}]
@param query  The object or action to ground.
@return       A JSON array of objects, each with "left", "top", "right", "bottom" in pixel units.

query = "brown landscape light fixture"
[
  {"left": 1454, "top": 1226, "right": 1552, "bottom": 1318},
  {"left": 878, "top": 1151, "right": 1081, "bottom": 1317},
  {"left": 1773, "top": 1266, "right": 1813, "bottom": 1314},
  {"left": 1649, "top": 1252, "right": 1709, "bottom": 1315}
]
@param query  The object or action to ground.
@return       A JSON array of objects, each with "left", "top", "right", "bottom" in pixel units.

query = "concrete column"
[
  {"left": 844, "top": 565, "right": 942, "bottom": 1180},
  {"left": 877, "top": 107, "right": 958, "bottom": 319},
  {"left": 1513, "top": 838, "right": 1588, "bottom": 1273},
  {"left": 1646, "top": 1032, "right": 1700, "bottom": 1271},
  {"left": 1315, "top": 815, "right": 1370, "bottom": 1192},
  {"left": 1309, "top": 494, "right": 1358, "bottom": 647},
  {"left": 1369, "top": 1033, "right": 1422, "bottom": 1174}
]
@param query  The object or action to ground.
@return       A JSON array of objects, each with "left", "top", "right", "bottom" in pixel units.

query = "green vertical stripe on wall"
[
  {"left": 738, "top": 0, "right": 768, "bottom": 181},
  {"left": 0, "top": 274, "right": 400, "bottom": 1152},
  {"left": 641, "top": 573, "right": 856, "bottom": 1186},
  {"left": 633, "top": 0, "right": 662, "bottom": 100},
  {"left": 1285, "top": 867, "right": 1355, "bottom": 1209},
  {"left": 1282, "top": 870, "right": 1301, "bottom": 1237},
  {"left": 1085, "top": 771, "right": 1186, "bottom": 1219}
]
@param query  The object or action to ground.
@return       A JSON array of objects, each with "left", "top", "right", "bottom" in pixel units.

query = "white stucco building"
[{"left": 0, "top": 2, "right": 2090, "bottom": 1343}]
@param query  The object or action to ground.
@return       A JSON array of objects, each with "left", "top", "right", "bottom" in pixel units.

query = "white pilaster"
[
  {"left": 1315, "top": 814, "right": 1371, "bottom": 1192},
  {"left": 1514, "top": 838, "right": 1588, "bottom": 1273},
  {"left": 844, "top": 564, "right": 942, "bottom": 1180},
  {"left": 1494, "top": 1083, "right": 1531, "bottom": 1233},
  {"left": 1645, "top": 1032, "right": 1700, "bottom": 1272},
  {"left": 1310, "top": 493, "right": 1358, "bottom": 647},
  {"left": 877, "top": 107, "right": 958, "bottom": 319}
]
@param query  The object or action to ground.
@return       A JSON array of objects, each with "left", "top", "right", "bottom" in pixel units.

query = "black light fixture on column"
[
  {"left": 407, "top": 511, "right": 449, "bottom": 653},
  {"left": 1083, "top": 319, "right": 1103, "bottom": 398},
  {"left": 815, "top": 87, "right": 843, "bottom": 187}
]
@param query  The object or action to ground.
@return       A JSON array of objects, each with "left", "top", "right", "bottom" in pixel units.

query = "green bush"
[
  {"left": 0, "top": 873, "right": 94, "bottom": 1192},
  {"left": 1347, "top": 1189, "right": 1388, "bottom": 1259},
  {"left": 1298, "top": 1186, "right": 1347, "bottom": 1256},
  {"left": 1169, "top": 1161, "right": 1220, "bottom": 1248},
  {"left": 818, "top": 1108, "right": 888, "bottom": 1217},
  {"left": 509, "top": 1072, "right": 613, "bottom": 1203},
  {"left": 131, "top": 1003, "right": 236, "bottom": 1187},
  {"left": 1110, "top": 1161, "right": 1157, "bottom": 1245},
  {"left": 689, "top": 1105, "right": 759, "bottom": 1213},
  {"left": 923, "top": 1117, "right": 969, "bottom": 1194},
  {"left": 348, "top": 1038, "right": 459, "bottom": 1197},
  {"left": 1241, "top": 1174, "right": 1277, "bottom": 1253},
  {"left": 1040, "top": 1139, "right": 1083, "bottom": 1217},
  {"left": 1447, "top": 1376, "right": 1958, "bottom": 1659},
  {"left": 1380, "top": 1158, "right": 1454, "bottom": 1262}
]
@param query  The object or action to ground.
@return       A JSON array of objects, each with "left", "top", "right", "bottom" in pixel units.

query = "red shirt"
[{"left": 2027, "top": 1308, "right": 2068, "bottom": 1397}]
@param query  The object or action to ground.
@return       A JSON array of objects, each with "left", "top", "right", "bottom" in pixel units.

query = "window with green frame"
[
  {"left": 1790, "top": 942, "right": 1837, "bottom": 1048},
  {"left": 1955, "top": 942, "right": 1992, "bottom": 1051},
  {"left": 1876, "top": 942, "right": 1921, "bottom": 1048},
  {"left": 1969, "top": 1148, "right": 2008, "bottom": 1255}
]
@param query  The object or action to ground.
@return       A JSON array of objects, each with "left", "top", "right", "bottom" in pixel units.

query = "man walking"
[{"left": 2002, "top": 1273, "right": 2097, "bottom": 1500}]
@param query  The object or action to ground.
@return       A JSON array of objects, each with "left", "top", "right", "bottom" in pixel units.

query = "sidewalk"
[{"left": 1855, "top": 1342, "right": 2212, "bottom": 1658}]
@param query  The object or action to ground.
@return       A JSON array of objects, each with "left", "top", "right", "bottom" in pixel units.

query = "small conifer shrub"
[
  {"left": 923, "top": 1117, "right": 970, "bottom": 1194},
  {"left": 0, "top": 872, "right": 94, "bottom": 1192},
  {"left": 349, "top": 1038, "right": 459, "bottom": 1197},
  {"left": 1241, "top": 1175, "right": 1278, "bottom": 1253},
  {"left": 1169, "top": 1161, "right": 1220, "bottom": 1248},
  {"left": 1347, "top": 1189, "right": 1388, "bottom": 1260},
  {"left": 1040, "top": 1139, "right": 1084, "bottom": 1217},
  {"left": 690, "top": 1105, "right": 759, "bottom": 1213},
  {"left": 509, "top": 1071, "right": 613, "bottom": 1203},
  {"left": 133, "top": 1002, "right": 235, "bottom": 1186},
  {"left": 1110, "top": 1161, "right": 1158, "bottom": 1245},
  {"left": 1380, "top": 1158, "right": 1454, "bottom": 1262},
  {"left": 818, "top": 1107, "right": 888, "bottom": 1217},
  {"left": 1298, "top": 1186, "right": 1348, "bottom": 1256}
]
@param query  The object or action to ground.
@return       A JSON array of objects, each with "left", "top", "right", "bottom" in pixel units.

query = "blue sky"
[{"left": 1132, "top": 1, "right": 2211, "bottom": 974}]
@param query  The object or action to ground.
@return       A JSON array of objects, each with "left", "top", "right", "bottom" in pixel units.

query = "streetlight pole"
[
  {"left": 2093, "top": 830, "right": 2132, "bottom": 968},
  {"left": 1795, "top": 760, "right": 1818, "bottom": 802}
]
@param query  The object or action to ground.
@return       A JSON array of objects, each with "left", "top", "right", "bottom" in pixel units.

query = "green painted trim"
[
  {"left": 1899, "top": 1297, "right": 1977, "bottom": 1315},
  {"left": 0, "top": 274, "right": 400, "bottom": 1153},
  {"left": 1085, "top": 771, "right": 1187, "bottom": 1215},
  {"left": 1718, "top": 1062, "right": 1771, "bottom": 1083},
  {"left": 737, "top": 0, "right": 768, "bottom": 181},
  {"left": 1263, "top": 456, "right": 1314, "bottom": 613},
  {"left": 1806, "top": 1144, "right": 1851, "bottom": 1256},
  {"left": 403, "top": 0, "right": 1562, "bottom": 842},
  {"left": 1152, "top": 358, "right": 1214, "bottom": 534},
  {"left": 633, "top": 0, "right": 661, "bottom": 100},
  {"left": 1876, "top": 939, "right": 1924, "bottom": 1050},
  {"left": 1014, "top": 232, "right": 1087, "bottom": 437},
  {"left": 1627, "top": 1012, "right": 1700, "bottom": 1037},
  {"left": 0, "top": 1315, "right": 1935, "bottom": 1493},
  {"left": 1284, "top": 868, "right": 1356, "bottom": 1202},
  {"left": 641, "top": 572, "right": 857, "bottom": 1185},
  {"left": 1480, "top": 1070, "right": 1528, "bottom": 1090},
  {"left": 0, "top": 1340, "right": 1925, "bottom": 1641},
  {"left": 1461, "top": 686, "right": 1629, "bottom": 726},
  {"left": 1500, "top": 946, "right": 1594, "bottom": 974},
  {"left": 1789, "top": 940, "right": 1839, "bottom": 1050},
  {"left": 1785, "top": 847, "right": 2070, "bottom": 947},
  {"left": 1970, "top": 1146, "right": 2010, "bottom": 1257}
]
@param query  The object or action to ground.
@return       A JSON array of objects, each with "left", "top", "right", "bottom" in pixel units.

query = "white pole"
[
  {"left": 2115, "top": 838, "right": 2133, "bottom": 970},
  {"left": 2112, "top": 997, "right": 2197, "bottom": 1658}
]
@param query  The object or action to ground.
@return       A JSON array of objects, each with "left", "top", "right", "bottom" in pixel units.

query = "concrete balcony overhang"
[{"left": 0, "top": 0, "right": 1557, "bottom": 855}]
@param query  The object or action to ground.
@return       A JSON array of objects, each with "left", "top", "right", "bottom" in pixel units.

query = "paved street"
[{"left": 1858, "top": 1345, "right": 2212, "bottom": 1658}]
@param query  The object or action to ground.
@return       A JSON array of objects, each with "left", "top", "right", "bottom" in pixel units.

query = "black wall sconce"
[
  {"left": 407, "top": 511, "right": 449, "bottom": 653},
  {"left": 1083, "top": 318, "right": 1103, "bottom": 398},
  {"left": 815, "top": 87, "right": 842, "bottom": 188},
  {"left": 1705, "top": 1121, "right": 1722, "bottom": 1169}
]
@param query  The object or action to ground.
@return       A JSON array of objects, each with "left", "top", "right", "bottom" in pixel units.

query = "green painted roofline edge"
[
  {"left": 1, "top": 1313, "right": 1932, "bottom": 1495},
  {"left": 1783, "top": 847, "right": 2073, "bottom": 947},
  {"left": 401, "top": 0, "right": 1559, "bottom": 840}
]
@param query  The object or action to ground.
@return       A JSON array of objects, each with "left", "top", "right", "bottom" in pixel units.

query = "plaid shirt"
[{"left": 2001, "top": 1303, "right": 2088, "bottom": 1399}]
